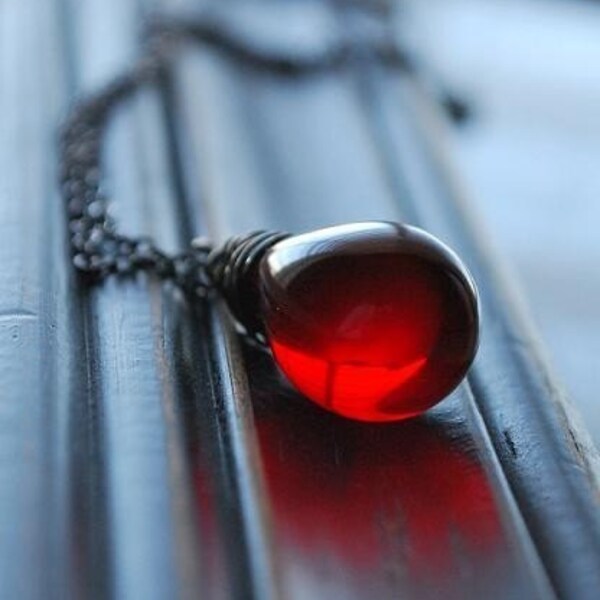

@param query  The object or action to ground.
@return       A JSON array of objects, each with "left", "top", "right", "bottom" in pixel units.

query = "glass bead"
[{"left": 260, "top": 222, "right": 479, "bottom": 422}]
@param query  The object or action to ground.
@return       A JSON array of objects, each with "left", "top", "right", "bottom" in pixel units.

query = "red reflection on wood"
[{"left": 254, "top": 401, "right": 502, "bottom": 581}]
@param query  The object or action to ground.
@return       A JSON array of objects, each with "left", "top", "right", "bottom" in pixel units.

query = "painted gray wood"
[{"left": 0, "top": 0, "right": 598, "bottom": 599}]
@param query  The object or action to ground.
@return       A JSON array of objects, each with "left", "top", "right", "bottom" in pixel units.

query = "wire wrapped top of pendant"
[{"left": 201, "top": 231, "right": 290, "bottom": 343}]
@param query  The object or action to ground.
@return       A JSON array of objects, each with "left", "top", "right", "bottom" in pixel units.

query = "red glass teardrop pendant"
[{"left": 259, "top": 222, "right": 479, "bottom": 422}]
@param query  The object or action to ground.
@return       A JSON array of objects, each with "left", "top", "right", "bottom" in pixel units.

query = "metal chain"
[
  {"left": 59, "top": 15, "right": 417, "bottom": 294},
  {"left": 60, "top": 25, "right": 208, "bottom": 293}
]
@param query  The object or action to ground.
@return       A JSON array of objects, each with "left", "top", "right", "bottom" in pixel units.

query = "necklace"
[{"left": 59, "top": 14, "right": 479, "bottom": 423}]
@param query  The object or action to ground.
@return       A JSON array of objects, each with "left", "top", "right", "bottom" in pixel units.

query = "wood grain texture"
[
  {"left": 0, "top": 0, "right": 598, "bottom": 599},
  {"left": 0, "top": 1, "right": 74, "bottom": 598}
]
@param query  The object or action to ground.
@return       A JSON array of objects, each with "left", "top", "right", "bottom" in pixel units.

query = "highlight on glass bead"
[{"left": 259, "top": 221, "right": 479, "bottom": 422}]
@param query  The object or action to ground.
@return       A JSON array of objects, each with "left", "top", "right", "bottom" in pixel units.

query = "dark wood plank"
[
  {"left": 167, "top": 34, "right": 285, "bottom": 600},
  {"left": 63, "top": 0, "right": 191, "bottom": 596},
  {"left": 60, "top": 0, "right": 235, "bottom": 598},
  {"left": 169, "top": 3, "right": 560, "bottom": 597}
]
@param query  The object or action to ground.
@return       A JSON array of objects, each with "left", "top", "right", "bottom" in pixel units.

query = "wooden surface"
[{"left": 1, "top": 0, "right": 599, "bottom": 599}]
